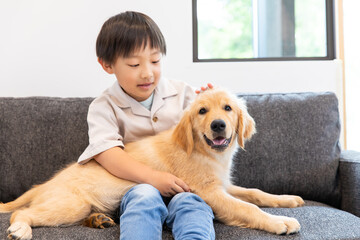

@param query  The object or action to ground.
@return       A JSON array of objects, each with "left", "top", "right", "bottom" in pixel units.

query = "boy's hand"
[
  {"left": 195, "top": 83, "right": 214, "bottom": 94},
  {"left": 149, "top": 170, "right": 190, "bottom": 197}
]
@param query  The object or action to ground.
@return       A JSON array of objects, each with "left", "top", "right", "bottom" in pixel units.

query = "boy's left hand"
[{"left": 195, "top": 83, "right": 214, "bottom": 94}]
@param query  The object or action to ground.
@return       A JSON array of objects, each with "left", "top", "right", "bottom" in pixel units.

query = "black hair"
[{"left": 96, "top": 11, "right": 166, "bottom": 65}]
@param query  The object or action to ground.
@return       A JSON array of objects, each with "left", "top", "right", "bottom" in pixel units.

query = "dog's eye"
[
  {"left": 224, "top": 105, "right": 232, "bottom": 111},
  {"left": 199, "top": 108, "right": 207, "bottom": 115}
]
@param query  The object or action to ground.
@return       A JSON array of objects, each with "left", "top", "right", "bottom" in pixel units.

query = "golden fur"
[{"left": 0, "top": 89, "right": 304, "bottom": 239}]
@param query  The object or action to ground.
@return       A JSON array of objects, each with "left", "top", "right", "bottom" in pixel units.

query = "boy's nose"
[{"left": 140, "top": 65, "right": 154, "bottom": 80}]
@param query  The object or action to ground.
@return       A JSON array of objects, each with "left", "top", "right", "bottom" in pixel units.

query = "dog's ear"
[
  {"left": 172, "top": 110, "right": 194, "bottom": 155},
  {"left": 236, "top": 104, "right": 256, "bottom": 149}
]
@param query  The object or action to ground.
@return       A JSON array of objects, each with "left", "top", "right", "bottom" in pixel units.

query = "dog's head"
[{"left": 172, "top": 88, "right": 256, "bottom": 155}]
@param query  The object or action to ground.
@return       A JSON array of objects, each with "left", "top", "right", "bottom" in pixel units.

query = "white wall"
[
  {"left": 343, "top": 1, "right": 360, "bottom": 151},
  {"left": 0, "top": 0, "right": 342, "bottom": 98},
  {"left": 1, "top": 0, "right": 348, "bottom": 148}
]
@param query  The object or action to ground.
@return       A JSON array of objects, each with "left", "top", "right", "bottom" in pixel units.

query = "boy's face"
[{"left": 100, "top": 43, "right": 162, "bottom": 102}]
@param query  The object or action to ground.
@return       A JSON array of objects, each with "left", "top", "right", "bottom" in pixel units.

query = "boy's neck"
[{"left": 139, "top": 92, "right": 154, "bottom": 111}]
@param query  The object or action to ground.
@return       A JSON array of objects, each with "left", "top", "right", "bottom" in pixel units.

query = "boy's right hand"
[{"left": 148, "top": 170, "right": 190, "bottom": 197}]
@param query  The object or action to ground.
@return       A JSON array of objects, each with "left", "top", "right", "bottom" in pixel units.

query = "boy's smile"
[
  {"left": 137, "top": 82, "right": 154, "bottom": 91},
  {"left": 99, "top": 43, "right": 162, "bottom": 102}
]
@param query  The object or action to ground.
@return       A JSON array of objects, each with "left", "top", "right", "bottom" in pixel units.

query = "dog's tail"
[{"left": 0, "top": 187, "right": 38, "bottom": 213}]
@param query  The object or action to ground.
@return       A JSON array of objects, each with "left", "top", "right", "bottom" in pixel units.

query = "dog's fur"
[{"left": 0, "top": 89, "right": 304, "bottom": 239}]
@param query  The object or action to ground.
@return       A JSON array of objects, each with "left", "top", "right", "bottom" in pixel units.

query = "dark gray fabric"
[
  {"left": 340, "top": 150, "right": 360, "bottom": 217},
  {"left": 233, "top": 92, "right": 341, "bottom": 207},
  {"left": 0, "top": 93, "right": 357, "bottom": 240},
  {"left": 0, "top": 93, "right": 341, "bottom": 205},
  {"left": 0, "top": 97, "right": 93, "bottom": 203},
  {"left": 2, "top": 201, "right": 360, "bottom": 239},
  {"left": 214, "top": 201, "right": 360, "bottom": 240}
]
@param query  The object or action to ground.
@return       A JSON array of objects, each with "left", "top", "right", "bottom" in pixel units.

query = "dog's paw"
[
  {"left": 7, "top": 222, "right": 32, "bottom": 240},
  {"left": 268, "top": 216, "right": 301, "bottom": 235},
  {"left": 277, "top": 195, "right": 305, "bottom": 208},
  {"left": 83, "top": 213, "right": 116, "bottom": 229}
]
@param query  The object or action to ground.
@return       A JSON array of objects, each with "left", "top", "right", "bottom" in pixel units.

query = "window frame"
[{"left": 192, "top": 0, "right": 336, "bottom": 62}]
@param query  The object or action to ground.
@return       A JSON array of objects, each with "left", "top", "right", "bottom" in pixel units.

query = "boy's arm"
[{"left": 94, "top": 147, "right": 190, "bottom": 197}]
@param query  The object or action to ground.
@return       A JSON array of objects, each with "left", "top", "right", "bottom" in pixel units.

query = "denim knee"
[
  {"left": 122, "top": 184, "right": 163, "bottom": 203},
  {"left": 166, "top": 193, "right": 215, "bottom": 240},
  {"left": 120, "top": 184, "right": 168, "bottom": 240},
  {"left": 120, "top": 184, "right": 168, "bottom": 222},
  {"left": 168, "top": 192, "right": 214, "bottom": 218}
]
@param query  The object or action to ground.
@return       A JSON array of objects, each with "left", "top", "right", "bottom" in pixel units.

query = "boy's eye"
[
  {"left": 152, "top": 59, "right": 160, "bottom": 64},
  {"left": 129, "top": 64, "right": 139, "bottom": 67}
]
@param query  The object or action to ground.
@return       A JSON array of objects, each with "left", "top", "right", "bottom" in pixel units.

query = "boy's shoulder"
[
  {"left": 87, "top": 82, "right": 124, "bottom": 114},
  {"left": 89, "top": 78, "right": 195, "bottom": 111},
  {"left": 156, "top": 78, "right": 193, "bottom": 96},
  {"left": 165, "top": 78, "right": 189, "bottom": 87},
  {"left": 163, "top": 79, "right": 196, "bottom": 106},
  {"left": 92, "top": 81, "right": 132, "bottom": 108}
]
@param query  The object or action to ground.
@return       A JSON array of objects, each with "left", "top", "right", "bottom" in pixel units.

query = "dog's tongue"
[{"left": 213, "top": 137, "right": 226, "bottom": 145}]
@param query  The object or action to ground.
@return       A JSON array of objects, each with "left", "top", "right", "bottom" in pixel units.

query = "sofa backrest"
[
  {"left": 233, "top": 92, "right": 341, "bottom": 207},
  {"left": 0, "top": 92, "right": 341, "bottom": 207},
  {"left": 0, "top": 97, "right": 93, "bottom": 203}
]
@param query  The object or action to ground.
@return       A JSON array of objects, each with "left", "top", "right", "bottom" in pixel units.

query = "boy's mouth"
[{"left": 137, "top": 82, "right": 153, "bottom": 90}]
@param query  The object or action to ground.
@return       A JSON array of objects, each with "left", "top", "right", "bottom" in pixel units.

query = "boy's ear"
[{"left": 98, "top": 58, "right": 114, "bottom": 74}]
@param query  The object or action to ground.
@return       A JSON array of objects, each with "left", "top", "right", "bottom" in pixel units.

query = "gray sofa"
[{"left": 1, "top": 92, "right": 360, "bottom": 240}]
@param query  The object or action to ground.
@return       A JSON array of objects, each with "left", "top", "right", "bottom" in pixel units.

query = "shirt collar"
[{"left": 108, "top": 78, "right": 178, "bottom": 116}]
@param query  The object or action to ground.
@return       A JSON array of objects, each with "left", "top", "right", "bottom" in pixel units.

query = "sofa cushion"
[
  {"left": 214, "top": 201, "right": 360, "bottom": 240},
  {"left": 1, "top": 201, "right": 359, "bottom": 239},
  {"left": 0, "top": 93, "right": 341, "bottom": 207},
  {"left": 0, "top": 97, "right": 93, "bottom": 203},
  {"left": 340, "top": 150, "right": 360, "bottom": 217},
  {"left": 233, "top": 92, "right": 341, "bottom": 207}
]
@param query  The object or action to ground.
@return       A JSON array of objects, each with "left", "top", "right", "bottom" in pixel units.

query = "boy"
[{"left": 78, "top": 11, "right": 215, "bottom": 239}]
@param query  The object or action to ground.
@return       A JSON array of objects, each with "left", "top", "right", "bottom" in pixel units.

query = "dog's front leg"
[
  {"left": 226, "top": 185, "right": 304, "bottom": 208},
  {"left": 198, "top": 188, "right": 301, "bottom": 235}
]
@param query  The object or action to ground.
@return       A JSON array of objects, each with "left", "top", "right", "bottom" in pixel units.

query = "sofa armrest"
[{"left": 339, "top": 150, "right": 360, "bottom": 217}]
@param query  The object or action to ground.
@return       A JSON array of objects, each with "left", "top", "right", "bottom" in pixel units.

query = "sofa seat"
[
  {"left": 1, "top": 93, "right": 360, "bottom": 239},
  {"left": 2, "top": 201, "right": 359, "bottom": 240}
]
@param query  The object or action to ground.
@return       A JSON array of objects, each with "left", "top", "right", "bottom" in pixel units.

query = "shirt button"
[{"left": 152, "top": 116, "right": 158, "bottom": 122}]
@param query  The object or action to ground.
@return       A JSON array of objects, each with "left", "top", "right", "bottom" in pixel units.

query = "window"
[{"left": 193, "top": 0, "right": 335, "bottom": 61}]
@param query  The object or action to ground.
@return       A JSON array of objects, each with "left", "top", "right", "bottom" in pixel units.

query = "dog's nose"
[{"left": 211, "top": 119, "right": 226, "bottom": 132}]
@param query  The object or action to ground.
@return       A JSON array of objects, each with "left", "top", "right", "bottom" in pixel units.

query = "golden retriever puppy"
[{"left": 0, "top": 88, "right": 304, "bottom": 239}]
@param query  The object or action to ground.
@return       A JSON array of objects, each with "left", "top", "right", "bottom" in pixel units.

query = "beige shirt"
[{"left": 78, "top": 78, "right": 195, "bottom": 164}]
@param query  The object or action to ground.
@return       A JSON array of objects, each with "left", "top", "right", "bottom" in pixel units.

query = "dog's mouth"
[{"left": 204, "top": 134, "right": 232, "bottom": 151}]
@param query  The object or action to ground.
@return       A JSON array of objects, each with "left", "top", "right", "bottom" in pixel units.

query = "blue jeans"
[{"left": 119, "top": 184, "right": 215, "bottom": 240}]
